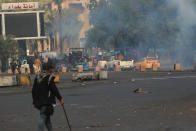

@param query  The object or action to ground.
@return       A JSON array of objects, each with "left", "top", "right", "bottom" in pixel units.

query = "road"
[{"left": 1, "top": 72, "right": 196, "bottom": 131}]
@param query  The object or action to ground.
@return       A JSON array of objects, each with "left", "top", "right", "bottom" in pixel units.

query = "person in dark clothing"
[
  {"left": 32, "top": 62, "right": 64, "bottom": 131},
  {"left": 11, "top": 60, "right": 17, "bottom": 74}
]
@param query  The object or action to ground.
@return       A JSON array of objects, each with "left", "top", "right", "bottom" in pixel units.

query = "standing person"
[
  {"left": 16, "top": 59, "right": 21, "bottom": 73},
  {"left": 34, "top": 57, "right": 42, "bottom": 73},
  {"left": 10, "top": 59, "right": 16, "bottom": 74},
  {"left": 32, "top": 62, "right": 64, "bottom": 131}
]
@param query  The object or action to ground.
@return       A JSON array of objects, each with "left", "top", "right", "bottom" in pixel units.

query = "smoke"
[{"left": 168, "top": 0, "right": 196, "bottom": 69}]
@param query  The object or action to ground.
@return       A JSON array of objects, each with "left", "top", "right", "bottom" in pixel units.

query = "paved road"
[{"left": 1, "top": 72, "right": 196, "bottom": 131}]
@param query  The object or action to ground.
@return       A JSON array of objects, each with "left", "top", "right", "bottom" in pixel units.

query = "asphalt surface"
[{"left": 1, "top": 72, "right": 196, "bottom": 131}]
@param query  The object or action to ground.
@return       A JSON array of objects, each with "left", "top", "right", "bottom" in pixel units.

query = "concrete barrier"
[
  {"left": 99, "top": 71, "right": 108, "bottom": 80},
  {"left": 17, "top": 75, "right": 31, "bottom": 86},
  {"left": 0, "top": 75, "right": 17, "bottom": 86}
]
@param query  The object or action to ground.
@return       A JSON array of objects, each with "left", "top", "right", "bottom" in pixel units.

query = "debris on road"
[
  {"left": 134, "top": 88, "right": 143, "bottom": 93},
  {"left": 134, "top": 88, "right": 152, "bottom": 94}
]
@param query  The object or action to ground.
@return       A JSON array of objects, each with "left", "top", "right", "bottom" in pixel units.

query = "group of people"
[{"left": 10, "top": 59, "right": 21, "bottom": 74}]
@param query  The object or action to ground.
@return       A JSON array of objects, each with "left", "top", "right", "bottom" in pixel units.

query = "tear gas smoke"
[{"left": 168, "top": 0, "right": 196, "bottom": 69}]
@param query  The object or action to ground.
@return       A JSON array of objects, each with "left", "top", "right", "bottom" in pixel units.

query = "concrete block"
[
  {"left": 99, "top": 71, "right": 108, "bottom": 80},
  {"left": 0, "top": 75, "right": 17, "bottom": 86},
  {"left": 18, "top": 75, "right": 31, "bottom": 86}
]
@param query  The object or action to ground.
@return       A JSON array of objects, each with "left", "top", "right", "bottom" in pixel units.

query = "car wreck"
[{"left": 72, "top": 71, "right": 108, "bottom": 82}]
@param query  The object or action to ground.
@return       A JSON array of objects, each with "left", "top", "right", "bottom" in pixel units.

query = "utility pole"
[{"left": 57, "top": 0, "right": 63, "bottom": 54}]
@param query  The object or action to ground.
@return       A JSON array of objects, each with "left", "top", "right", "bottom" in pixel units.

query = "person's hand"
[{"left": 60, "top": 99, "right": 64, "bottom": 105}]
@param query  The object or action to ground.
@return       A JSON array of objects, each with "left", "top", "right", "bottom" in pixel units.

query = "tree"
[
  {"left": 0, "top": 36, "right": 23, "bottom": 72},
  {"left": 44, "top": 1, "right": 83, "bottom": 51}
]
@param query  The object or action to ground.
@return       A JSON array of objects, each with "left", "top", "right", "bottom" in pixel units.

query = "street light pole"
[{"left": 57, "top": 0, "right": 63, "bottom": 54}]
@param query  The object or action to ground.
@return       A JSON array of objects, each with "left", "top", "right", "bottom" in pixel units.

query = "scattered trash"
[
  {"left": 81, "top": 82, "right": 87, "bottom": 86},
  {"left": 81, "top": 83, "right": 86, "bottom": 86},
  {"left": 133, "top": 88, "right": 152, "bottom": 94},
  {"left": 134, "top": 88, "right": 143, "bottom": 93},
  {"left": 131, "top": 78, "right": 135, "bottom": 82},
  {"left": 113, "top": 81, "right": 118, "bottom": 84},
  {"left": 115, "top": 123, "right": 121, "bottom": 127}
]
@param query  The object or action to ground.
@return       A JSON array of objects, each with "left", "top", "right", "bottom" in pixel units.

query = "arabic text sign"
[{"left": 2, "top": 2, "right": 39, "bottom": 10}]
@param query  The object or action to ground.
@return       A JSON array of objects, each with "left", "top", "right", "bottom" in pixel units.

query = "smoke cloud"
[{"left": 168, "top": 0, "right": 196, "bottom": 68}]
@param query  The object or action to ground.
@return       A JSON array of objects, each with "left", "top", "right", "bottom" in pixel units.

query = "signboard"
[
  {"left": 2, "top": 2, "right": 38, "bottom": 10},
  {"left": 0, "top": 11, "right": 46, "bottom": 40},
  {"left": 5, "top": 13, "right": 38, "bottom": 37}
]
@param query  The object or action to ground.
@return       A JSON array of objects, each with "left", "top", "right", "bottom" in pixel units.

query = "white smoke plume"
[{"left": 168, "top": 0, "right": 196, "bottom": 68}]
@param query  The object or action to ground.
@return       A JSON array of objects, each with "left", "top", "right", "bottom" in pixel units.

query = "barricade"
[
  {"left": 174, "top": 63, "right": 181, "bottom": 71},
  {"left": 0, "top": 75, "right": 17, "bottom": 86},
  {"left": 115, "top": 65, "right": 121, "bottom": 72},
  {"left": 62, "top": 67, "right": 67, "bottom": 73},
  {"left": 140, "top": 65, "right": 146, "bottom": 72},
  {"left": 99, "top": 71, "right": 108, "bottom": 80},
  {"left": 95, "top": 66, "right": 100, "bottom": 72},
  {"left": 78, "top": 65, "right": 83, "bottom": 73},
  {"left": 152, "top": 64, "right": 158, "bottom": 71},
  {"left": 17, "top": 75, "right": 31, "bottom": 86}
]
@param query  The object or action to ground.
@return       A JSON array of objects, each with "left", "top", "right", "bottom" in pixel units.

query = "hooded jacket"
[{"left": 32, "top": 71, "right": 62, "bottom": 108}]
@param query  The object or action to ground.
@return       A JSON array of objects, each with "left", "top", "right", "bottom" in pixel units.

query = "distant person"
[
  {"left": 34, "top": 58, "right": 42, "bottom": 73},
  {"left": 10, "top": 60, "right": 16, "bottom": 74},
  {"left": 32, "top": 61, "right": 64, "bottom": 131},
  {"left": 16, "top": 59, "right": 21, "bottom": 73},
  {"left": 28, "top": 58, "right": 34, "bottom": 74}
]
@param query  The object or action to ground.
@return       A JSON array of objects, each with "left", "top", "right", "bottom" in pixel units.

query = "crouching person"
[{"left": 32, "top": 62, "right": 64, "bottom": 131}]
